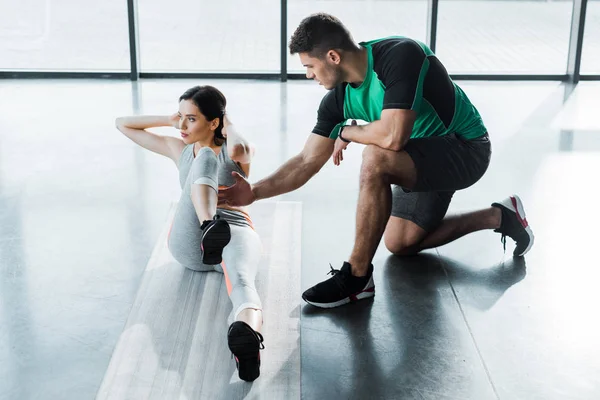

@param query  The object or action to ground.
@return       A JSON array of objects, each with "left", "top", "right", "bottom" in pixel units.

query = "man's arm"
[
  {"left": 219, "top": 87, "right": 343, "bottom": 207},
  {"left": 252, "top": 88, "right": 343, "bottom": 197},
  {"left": 253, "top": 134, "right": 334, "bottom": 200},
  {"left": 340, "top": 39, "right": 426, "bottom": 152},
  {"left": 340, "top": 109, "right": 416, "bottom": 152},
  {"left": 218, "top": 134, "right": 334, "bottom": 207}
]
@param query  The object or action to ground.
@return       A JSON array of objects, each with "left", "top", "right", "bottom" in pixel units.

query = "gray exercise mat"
[{"left": 96, "top": 201, "right": 301, "bottom": 400}]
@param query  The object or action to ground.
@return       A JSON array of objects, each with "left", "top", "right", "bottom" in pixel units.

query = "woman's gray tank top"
[{"left": 177, "top": 142, "right": 246, "bottom": 190}]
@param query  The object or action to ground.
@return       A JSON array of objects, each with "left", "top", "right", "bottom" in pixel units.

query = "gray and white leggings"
[{"left": 167, "top": 147, "right": 262, "bottom": 319}]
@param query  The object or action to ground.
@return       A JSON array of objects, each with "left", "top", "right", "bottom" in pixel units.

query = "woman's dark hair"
[
  {"left": 289, "top": 13, "right": 356, "bottom": 58},
  {"left": 179, "top": 85, "right": 227, "bottom": 146}
]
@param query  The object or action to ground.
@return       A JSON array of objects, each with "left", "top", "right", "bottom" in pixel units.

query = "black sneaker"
[
  {"left": 200, "top": 215, "right": 231, "bottom": 265},
  {"left": 492, "top": 195, "right": 534, "bottom": 257},
  {"left": 227, "top": 321, "right": 265, "bottom": 382},
  {"left": 302, "top": 262, "right": 375, "bottom": 308}
]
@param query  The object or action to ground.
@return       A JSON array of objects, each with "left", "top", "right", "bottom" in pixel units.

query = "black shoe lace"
[
  {"left": 255, "top": 331, "right": 265, "bottom": 350},
  {"left": 327, "top": 263, "right": 340, "bottom": 276},
  {"left": 495, "top": 205, "right": 528, "bottom": 255},
  {"left": 245, "top": 327, "right": 265, "bottom": 350},
  {"left": 326, "top": 263, "right": 350, "bottom": 293}
]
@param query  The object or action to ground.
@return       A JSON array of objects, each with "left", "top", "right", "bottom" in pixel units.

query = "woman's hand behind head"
[{"left": 169, "top": 113, "right": 180, "bottom": 129}]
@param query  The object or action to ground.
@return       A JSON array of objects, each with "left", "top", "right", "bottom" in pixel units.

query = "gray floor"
[{"left": 1, "top": 78, "right": 599, "bottom": 399}]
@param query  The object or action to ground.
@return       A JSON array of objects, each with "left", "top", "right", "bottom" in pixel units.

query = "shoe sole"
[
  {"left": 510, "top": 195, "right": 535, "bottom": 257},
  {"left": 303, "top": 286, "right": 375, "bottom": 309},
  {"left": 201, "top": 222, "right": 231, "bottom": 265},
  {"left": 227, "top": 322, "right": 261, "bottom": 382}
]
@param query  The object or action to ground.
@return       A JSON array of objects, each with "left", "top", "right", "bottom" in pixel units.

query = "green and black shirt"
[{"left": 312, "top": 37, "right": 487, "bottom": 141}]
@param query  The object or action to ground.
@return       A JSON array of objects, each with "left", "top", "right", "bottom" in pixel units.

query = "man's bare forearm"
[
  {"left": 253, "top": 153, "right": 319, "bottom": 200},
  {"left": 342, "top": 110, "right": 415, "bottom": 152},
  {"left": 342, "top": 121, "right": 403, "bottom": 151}
]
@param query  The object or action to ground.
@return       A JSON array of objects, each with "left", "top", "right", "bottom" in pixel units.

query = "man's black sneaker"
[
  {"left": 302, "top": 262, "right": 375, "bottom": 308},
  {"left": 200, "top": 215, "right": 231, "bottom": 265},
  {"left": 227, "top": 321, "right": 265, "bottom": 382},
  {"left": 492, "top": 195, "right": 534, "bottom": 257}
]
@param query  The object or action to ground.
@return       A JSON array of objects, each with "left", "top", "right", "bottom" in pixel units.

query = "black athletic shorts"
[{"left": 391, "top": 133, "right": 491, "bottom": 232}]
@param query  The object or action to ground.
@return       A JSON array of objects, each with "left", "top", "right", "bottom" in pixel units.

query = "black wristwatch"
[{"left": 338, "top": 125, "right": 351, "bottom": 143}]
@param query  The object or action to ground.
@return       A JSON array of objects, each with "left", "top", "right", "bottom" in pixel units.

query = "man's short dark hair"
[{"left": 289, "top": 13, "right": 356, "bottom": 58}]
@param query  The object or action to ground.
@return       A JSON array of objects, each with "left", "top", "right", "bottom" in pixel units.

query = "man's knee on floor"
[{"left": 384, "top": 231, "right": 423, "bottom": 256}]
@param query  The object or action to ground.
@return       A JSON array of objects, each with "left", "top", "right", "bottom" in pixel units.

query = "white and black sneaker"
[
  {"left": 492, "top": 195, "right": 534, "bottom": 257},
  {"left": 200, "top": 215, "right": 231, "bottom": 265},
  {"left": 302, "top": 262, "right": 375, "bottom": 308}
]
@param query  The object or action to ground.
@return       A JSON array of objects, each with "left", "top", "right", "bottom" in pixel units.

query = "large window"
[
  {"left": 581, "top": 1, "right": 600, "bottom": 74},
  {"left": 0, "top": 0, "right": 597, "bottom": 78},
  {"left": 436, "top": 0, "right": 574, "bottom": 74},
  {"left": 137, "top": 0, "right": 280, "bottom": 72},
  {"left": 0, "top": 0, "right": 129, "bottom": 71},
  {"left": 287, "top": 0, "right": 429, "bottom": 73}
]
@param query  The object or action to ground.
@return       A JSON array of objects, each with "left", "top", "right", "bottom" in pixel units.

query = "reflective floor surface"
[{"left": 1, "top": 79, "right": 599, "bottom": 399}]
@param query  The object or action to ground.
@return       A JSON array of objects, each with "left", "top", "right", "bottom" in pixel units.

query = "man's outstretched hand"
[{"left": 218, "top": 171, "right": 256, "bottom": 207}]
